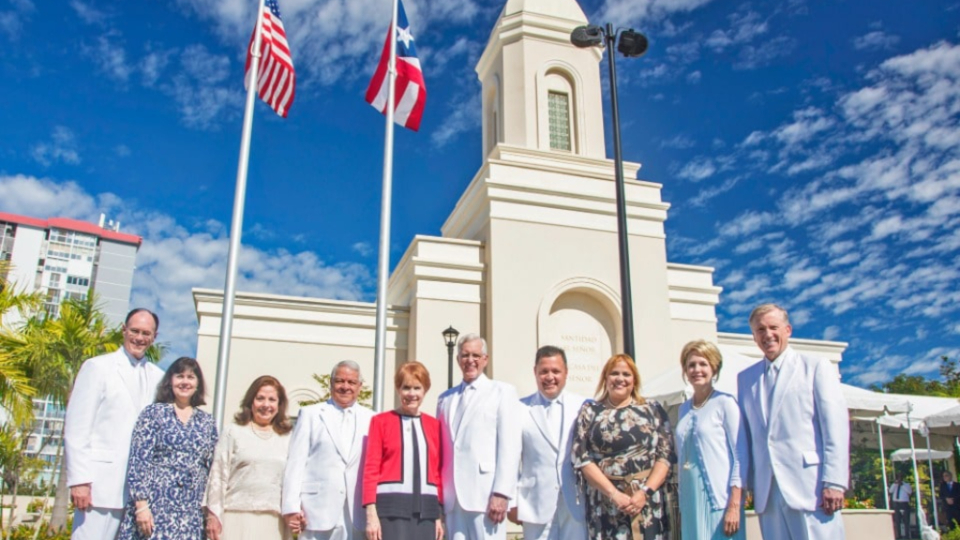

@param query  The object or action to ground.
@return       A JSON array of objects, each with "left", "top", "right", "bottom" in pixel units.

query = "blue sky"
[{"left": 0, "top": 0, "right": 958, "bottom": 387}]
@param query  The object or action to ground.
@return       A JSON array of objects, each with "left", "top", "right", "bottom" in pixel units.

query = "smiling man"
[
  {"left": 282, "top": 360, "right": 374, "bottom": 540},
  {"left": 509, "top": 346, "right": 588, "bottom": 540},
  {"left": 737, "top": 303, "right": 849, "bottom": 540},
  {"left": 437, "top": 333, "right": 521, "bottom": 540},
  {"left": 64, "top": 308, "right": 165, "bottom": 540}
]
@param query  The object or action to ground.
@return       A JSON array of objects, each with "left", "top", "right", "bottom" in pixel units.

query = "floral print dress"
[
  {"left": 572, "top": 399, "right": 676, "bottom": 540},
  {"left": 118, "top": 403, "right": 218, "bottom": 540}
]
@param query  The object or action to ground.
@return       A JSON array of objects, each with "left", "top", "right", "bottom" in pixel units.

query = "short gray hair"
[
  {"left": 331, "top": 360, "right": 362, "bottom": 380},
  {"left": 457, "top": 333, "right": 487, "bottom": 355}
]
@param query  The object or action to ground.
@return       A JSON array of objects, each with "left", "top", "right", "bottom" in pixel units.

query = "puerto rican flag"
[{"left": 365, "top": 0, "right": 426, "bottom": 131}]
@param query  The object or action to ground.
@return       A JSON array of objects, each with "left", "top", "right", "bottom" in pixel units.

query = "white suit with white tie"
[
  {"left": 737, "top": 346, "right": 849, "bottom": 540},
  {"left": 515, "top": 390, "right": 588, "bottom": 540},
  {"left": 64, "top": 347, "right": 164, "bottom": 540},
  {"left": 282, "top": 400, "right": 374, "bottom": 540},
  {"left": 437, "top": 374, "right": 522, "bottom": 540}
]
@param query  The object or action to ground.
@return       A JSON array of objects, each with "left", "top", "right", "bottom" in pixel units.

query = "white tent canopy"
[
  {"left": 890, "top": 448, "right": 953, "bottom": 462},
  {"left": 642, "top": 345, "right": 911, "bottom": 416},
  {"left": 924, "top": 404, "right": 960, "bottom": 431}
]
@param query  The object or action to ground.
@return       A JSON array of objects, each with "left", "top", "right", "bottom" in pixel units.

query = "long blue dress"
[
  {"left": 118, "top": 403, "right": 218, "bottom": 540},
  {"left": 677, "top": 408, "right": 745, "bottom": 540}
]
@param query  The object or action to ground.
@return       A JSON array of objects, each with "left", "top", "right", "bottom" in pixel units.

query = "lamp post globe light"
[
  {"left": 570, "top": 23, "right": 648, "bottom": 360},
  {"left": 443, "top": 325, "right": 460, "bottom": 389}
]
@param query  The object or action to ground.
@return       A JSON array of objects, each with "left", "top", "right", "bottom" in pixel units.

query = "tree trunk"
[
  {"left": 48, "top": 458, "right": 68, "bottom": 531},
  {"left": 33, "top": 436, "right": 64, "bottom": 539}
]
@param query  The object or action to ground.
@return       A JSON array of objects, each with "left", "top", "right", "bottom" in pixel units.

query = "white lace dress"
[{"left": 205, "top": 423, "right": 292, "bottom": 540}]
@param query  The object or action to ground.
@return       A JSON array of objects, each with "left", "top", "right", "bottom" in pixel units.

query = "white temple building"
[{"left": 192, "top": 0, "right": 847, "bottom": 414}]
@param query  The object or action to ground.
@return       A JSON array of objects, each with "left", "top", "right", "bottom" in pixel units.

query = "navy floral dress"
[
  {"left": 572, "top": 399, "right": 676, "bottom": 540},
  {"left": 118, "top": 403, "right": 218, "bottom": 540}
]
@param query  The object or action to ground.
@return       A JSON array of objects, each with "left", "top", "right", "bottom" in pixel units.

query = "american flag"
[
  {"left": 245, "top": 0, "right": 295, "bottom": 117},
  {"left": 365, "top": 0, "right": 426, "bottom": 131}
]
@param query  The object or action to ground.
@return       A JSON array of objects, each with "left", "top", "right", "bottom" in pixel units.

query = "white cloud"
[
  {"left": 734, "top": 36, "right": 796, "bottom": 70},
  {"left": 0, "top": 0, "right": 32, "bottom": 42},
  {"left": 0, "top": 174, "right": 373, "bottom": 360},
  {"left": 162, "top": 45, "right": 243, "bottom": 130},
  {"left": 30, "top": 126, "right": 81, "bottom": 167},
  {"left": 676, "top": 158, "right": 716, "bottom": 182},
  {"left": 660, "top": 134, "right": 696, "bottom": 149},
  {"left": 686, "top": 70, "right": 702, "bottom": 84},
  {"left": 70, "top": 0, "right": 109, "bottom": 25},
  {"left": 352, "top": 242, "right": 373, "bottom": 257},
  {"left": 594, "top": 0, "right": 715, "bottom": 28},
  {"left": 431, "top": 91, "right": 480, "bottom": 147},
  {"left": 852, "top": 30, "right": 900, "bottom": 51},
  {"left": 83, "top": 33, "right": 134, "bottom": 83},
  {"left": 705, "top": 9, "right": 768, "bottom": 52}
]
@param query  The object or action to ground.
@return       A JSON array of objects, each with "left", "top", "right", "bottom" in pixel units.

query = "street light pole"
[
  {"left": 603, "top": 23, "right": 635, "bottom": 360},
  {"left": 571, "top": 24, "right": 648, "bottom": 360},
  {"left": 442, "top": 326, "right": 459, "bottom": 389}
]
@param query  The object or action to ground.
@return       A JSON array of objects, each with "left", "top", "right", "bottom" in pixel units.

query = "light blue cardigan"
[{"left": 674, "top": 390, "right": 749, "bottom": 510}]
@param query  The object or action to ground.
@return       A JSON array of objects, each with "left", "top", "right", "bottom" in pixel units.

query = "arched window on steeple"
[{"left": 538, "top": 66, "right": 580, "bottom": 154}]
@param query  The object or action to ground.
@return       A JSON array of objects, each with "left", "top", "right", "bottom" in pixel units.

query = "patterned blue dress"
[{"left": 118, "top": 403, "right": 218, "bottom": 540}]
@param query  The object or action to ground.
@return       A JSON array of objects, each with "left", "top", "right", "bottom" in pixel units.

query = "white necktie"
[
  {"left": 138, "top": 362, "right": 150, "bottom": 409},
  {"left": 546, "top": 399, "right": 561, "bottom": 447},
  {"left": 453, "top": 385, "right": 473, "bottom": 433},
  {"left": 763, "top": 362, "right": 778, "bottom": 415},
  {"left": 341, "top": 408, "right": 355, "bottom": 454}
]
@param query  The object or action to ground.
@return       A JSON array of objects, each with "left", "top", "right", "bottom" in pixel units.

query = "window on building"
[{"left": 548, "top": 91, "right": 572, "bottom": 151}]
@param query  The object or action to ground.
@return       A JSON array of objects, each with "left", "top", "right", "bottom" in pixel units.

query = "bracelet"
[{"left": 135, "top": 506, "right": 150, "bottom": 515}]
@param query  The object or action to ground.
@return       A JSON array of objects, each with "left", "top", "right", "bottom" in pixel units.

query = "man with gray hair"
[
  {"left": 738, "top": 303, "right": 849, "bottom": 540},
  {"left": 437, "top": 333, "right": 522, "bottom": 540},
  {"left": 283, "top": 360, "right": 374, "bottom": 540}
]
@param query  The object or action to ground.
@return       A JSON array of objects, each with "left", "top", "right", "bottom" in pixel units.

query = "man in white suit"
[
  {"left": 737, "top": 303, "right": 849, "bottom": 540},
  {"left": 64, "top": 308, "right": 165, "bottom": 540},
  {"left": 509, "top": 345, "right": 588, "bottom": 540},
  {"left": 437, "top": 333, "right": 521, "bottom": 540},
  {"left": 282, "top": 360, "right": 374, "bottom": 540}
]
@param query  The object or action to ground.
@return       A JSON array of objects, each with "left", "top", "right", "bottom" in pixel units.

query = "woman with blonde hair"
[
  {"left": 572, "top": 354, "right": 675, "bottom": 540},
  {"left": 674, "top": 340, "right": 747, "bottom": 540}
]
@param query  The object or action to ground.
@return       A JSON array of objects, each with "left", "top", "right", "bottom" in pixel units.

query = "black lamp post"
[
  {"left": 570, "top": 23, "right": 648, "bottom": 360},
  {"left": 442, "top": 325, "right": 460, "bottom": 388}
]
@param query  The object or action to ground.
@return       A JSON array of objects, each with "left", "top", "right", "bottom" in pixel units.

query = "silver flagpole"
[
  {"left": 212, "top": 0, "right": 266, "bottom": 432},
  {"left": 371, "top": 0, "right": 399, "bottom": 412}
]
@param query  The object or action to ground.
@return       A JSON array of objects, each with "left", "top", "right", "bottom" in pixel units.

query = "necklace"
[
  {"left": 251, "top": 423, "right": 275, "bottom": 440},
  {"left": 604, "top": 397, "right": 633, "bottom": 409},
  {"left": 692, "top": 389, "right": 714, "bottom": 410}
]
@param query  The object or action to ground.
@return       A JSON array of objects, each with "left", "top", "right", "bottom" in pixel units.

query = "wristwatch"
[{"left": 639, "top": 484, "right": 654, "bottom": 496}]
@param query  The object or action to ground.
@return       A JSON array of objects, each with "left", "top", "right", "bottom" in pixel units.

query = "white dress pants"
[
  {"left": 300, "top": 504, "right": 354, "bottom": 540},
  {"left": 521, "top": 493, "right": 588, "bottom": 540},
  {"left": 758, "top": 479, "right": 845, "bottom": 540},
  {"left": 446, "top": 501, "right": 506, "bottom": 540},
  {"left": 71, "top": 507, "right": 124, "bottom": 540}
]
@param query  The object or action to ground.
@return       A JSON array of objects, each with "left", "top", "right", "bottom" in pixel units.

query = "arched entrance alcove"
[{"left": 537, "top": 278, "right": 621, "bottom": 398}]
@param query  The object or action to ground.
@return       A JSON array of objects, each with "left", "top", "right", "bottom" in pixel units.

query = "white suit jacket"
[
  {"left": 64, "top": 348, "right": 164, "bottom": 509},
  {"left": 437, "top": 374, "right": 522, "bottom": 513},
  {"left": 281, "top": 401, "right": 374, "bottom": 532},
  {"left": 737, "top": 347, "right": 849, "bottom": 513},
  {"left": 515, "top": 391, "right": 588, "bottom": 525}
]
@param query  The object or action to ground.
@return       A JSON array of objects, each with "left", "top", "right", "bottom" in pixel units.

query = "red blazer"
[{"left": 362, "top": 411, "right": 443, "bottom": 506}]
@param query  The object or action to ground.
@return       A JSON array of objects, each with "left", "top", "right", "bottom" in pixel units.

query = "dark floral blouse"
[{"left": 571, "top": 399, "right": 676, "bottom": 540}]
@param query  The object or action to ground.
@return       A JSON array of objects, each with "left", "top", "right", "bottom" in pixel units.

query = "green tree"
[{"left": 0, "top": 261, "right": 41, "bottom": 422}]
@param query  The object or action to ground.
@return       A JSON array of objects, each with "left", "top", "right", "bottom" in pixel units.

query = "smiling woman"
[
  {"left": 205, "top": 375, "right": 293, "bottom": 540},
  {"left": 362, "top": 362, "right": 444, "bottom": 540},
  {"left": 117, "top": 357, "right": 218, "bottom": 540}
]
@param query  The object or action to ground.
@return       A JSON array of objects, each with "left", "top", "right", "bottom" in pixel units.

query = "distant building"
[
  {"left": 0, "top": 211, "right": 141, "bottom": 486},
  {"left": 0, "top": 212, "right": 141, "bottom": 325}
]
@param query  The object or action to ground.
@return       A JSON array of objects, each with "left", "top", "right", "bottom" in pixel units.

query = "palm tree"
[
  {"left": 0, "top": 261, "right": 41, "bottom": 423},
  {"left": 0, "top": 295, "right": 124, "bottom": 531}
]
